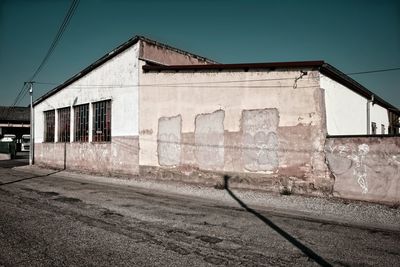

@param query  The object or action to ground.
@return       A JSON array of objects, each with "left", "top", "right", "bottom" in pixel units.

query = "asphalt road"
[{"left": 0, "top": 158, "right": 399, "bottom": 266}]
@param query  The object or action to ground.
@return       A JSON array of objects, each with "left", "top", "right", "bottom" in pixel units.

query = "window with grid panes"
[
  {"left": 58, "top": 107, "right": 70, "bottom": 142},
  {"left": 92, "top": 100, "right": 111, "bottom": 142},
  {"left": 74, "top": 104, "right": 89, "bottom": 142},
  {"left": 44, "top": 110, "right": 55, "bottom": 142}
]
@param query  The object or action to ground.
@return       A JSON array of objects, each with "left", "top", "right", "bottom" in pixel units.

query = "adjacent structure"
[
  {"left": 33, "top": 35, "right": 400, "bottom": 200},
  {"left": 0, "top": 106, "right": 30, "bottom": 151}
]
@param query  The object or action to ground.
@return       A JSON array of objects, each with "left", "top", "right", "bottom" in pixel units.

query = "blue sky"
[{"left": 1, "top": 0, "right": 399, "bottom": 107}]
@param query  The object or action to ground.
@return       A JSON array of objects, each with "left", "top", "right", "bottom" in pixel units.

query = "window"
[
  {"left": 74, "top": 104, "right": 89, "bottom": 142},
  {"left": 58, "top": 107, "right": 70, "bottom": 142},
  {"left": 44, "top": 110, "right": 55, "bottom": 142},
  {"left": 93, "top": 100, "right": 111, "bottom": 142},
  {"left": 371, "top": 122, "right": 377, "bottom": 135},
  {"left": 381, "top": 124, "right": 385, "bottom": 135}
]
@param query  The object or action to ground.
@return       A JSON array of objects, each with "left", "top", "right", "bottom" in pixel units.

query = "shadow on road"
[
  {"left": 223, "top": 175, "right": 332, "bottom": 267},
  {"left": 0, "top": 170, "right": 61, "bottom": 186}
]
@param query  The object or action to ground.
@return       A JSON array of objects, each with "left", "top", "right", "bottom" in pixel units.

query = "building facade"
[{"left": 33, "top": 36, "right": 400, "bottom": 196}]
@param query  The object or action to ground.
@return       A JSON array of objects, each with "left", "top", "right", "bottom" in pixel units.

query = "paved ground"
[{"left": 0, "top": 156, "right": 399, "bottom": 266}]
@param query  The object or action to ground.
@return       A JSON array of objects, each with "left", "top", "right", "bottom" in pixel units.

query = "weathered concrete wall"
[
  {"left": 139, "top": 65, "right": 331, "bottom": 194},
  {"left": 35, "top": 136, "right": 139, "bottom": 176},
  {"left": 326, "top": 137, "right": 400, "bottom": 204},
  {"left": 140, "top": 40, "right": 214, "bottom": 65}
]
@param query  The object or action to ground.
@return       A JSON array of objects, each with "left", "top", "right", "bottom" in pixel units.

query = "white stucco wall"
[
  {"left": 370, "top": 103, "right": 389, "bottom": 134},
  {"left": 320, "top": 74, "right": 389, "bottom": 135},
  {"left": 34, "top": 43, "right": 139, "bottom": 143}
]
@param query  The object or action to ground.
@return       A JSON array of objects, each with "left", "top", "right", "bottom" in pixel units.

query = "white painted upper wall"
[
  {"left": 320, "top": 74, "right": 389, "bottom": 135},
  {"left": 34, "top": 43, "right": 139, "bottom": 143}
]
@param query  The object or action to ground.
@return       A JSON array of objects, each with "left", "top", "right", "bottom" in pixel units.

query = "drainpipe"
[{"left": 366, "top": 95, "right": 374, "bottom": 134}]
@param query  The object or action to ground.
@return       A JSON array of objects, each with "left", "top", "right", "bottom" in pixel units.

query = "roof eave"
[
  {"left": 142, "top": 60, "right": 325, "bottom": 72},
  {"left": 320, "top": 64, "right": 400, "bottom": 114}
]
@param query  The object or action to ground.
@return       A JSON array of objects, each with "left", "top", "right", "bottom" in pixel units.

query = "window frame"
[
  {"left": 58, "top": 107, "right": 71, "bottom": 142},
  {"left": 92, "top": 100, "right": 111, "bottom": 142},
  {"left": 44, "top": 110, "right": 55, "bottom": 143},
  {"left": 371, "top": 122, "right": 377, "bottom": 135},
  {"left": 74, "top": 103, "right": 89, "bottom": 142}
]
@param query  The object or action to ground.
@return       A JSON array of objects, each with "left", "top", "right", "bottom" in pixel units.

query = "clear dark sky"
[{"left": 0, "top": 0, "right": 399, "bottom": 108}]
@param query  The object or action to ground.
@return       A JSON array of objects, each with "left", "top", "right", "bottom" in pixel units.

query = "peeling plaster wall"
[
  {"left": 326, "top": 137, "right": 400, "bottom": 204},
  {"left": 242, "top": 109, "right": 279, "bottom": 172},
  {"left": 195, "top": 110, "right": 225, "bottom": 170},
  {"left": 34, "top": 44, "right": 140, "bottom": 175},
  {"left": 139, "top": 65, "right": 331, "bottom": 193},
  {"left": 158, "top": 115, "right": 181, "bottom": 166}
]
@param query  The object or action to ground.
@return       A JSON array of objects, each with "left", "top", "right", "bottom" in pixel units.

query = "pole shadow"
[
  {"left": 223, "top": 175, "right": 332, "bottom": 267},
  {"left": 0, "top": 170, "right": 62, "bottom": 186}
]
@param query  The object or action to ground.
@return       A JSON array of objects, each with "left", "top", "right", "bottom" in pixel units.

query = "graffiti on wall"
[
  {"left": 327, "top": 143, "right": 370, "bottom": 194},
  {"left": 242, "top": 109, "right": 279, "bottom": 172},
  {"left": 158, "top": 115, "right": 182, "bottom": 166}
]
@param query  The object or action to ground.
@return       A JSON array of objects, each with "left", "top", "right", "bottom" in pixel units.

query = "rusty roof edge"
[
  {"left": 320, "top": 64, "right": 400, "bottom": 113},
  {"left": 142, "top": 60, "right": 325, "bottom": 71}
]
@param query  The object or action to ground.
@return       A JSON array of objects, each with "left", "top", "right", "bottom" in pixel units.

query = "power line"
[
  {"left": 4, "top": 0, "right": 80, "bottom": 121},
  {"left": 28, "top": 0, "right": 80, "bottom": 82},
  {"left": 347, "top": 67, "right": 400, "bottom": 76},
  {"left": 34, "top": 65, "right": 400, "bottom": 91}
]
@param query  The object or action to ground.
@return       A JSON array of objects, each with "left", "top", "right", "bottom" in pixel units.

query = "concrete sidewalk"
[{"left": 14, "top": 165, "right": 400, "bottom": 233}]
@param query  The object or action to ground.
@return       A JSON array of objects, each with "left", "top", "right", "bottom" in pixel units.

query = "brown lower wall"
[
  {"left": 34, "top": 136, "right": 139, "bottom": 176},
  {"left": 142, "top": 118, "right": 332, "bottom": 195},
  {"left": 326, "top": 136, "right": 400, "bottom": 204}
]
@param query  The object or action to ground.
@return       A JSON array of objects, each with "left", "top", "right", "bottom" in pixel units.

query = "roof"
[
  {"left": 33, "top": 35, "right": 216, "bottom": 106},
  {"left": 0, "top": 106, "right": 30, "bottom": 123},
  {"left": 143, "top": 61, "right": 400, "bottom": 114},
  {"left": 32, "top": 34, "right": 399, "bottom": 114}
]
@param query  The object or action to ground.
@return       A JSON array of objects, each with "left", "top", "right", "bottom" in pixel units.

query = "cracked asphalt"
[{"left": 0, "top": 156, "right": 399, "bottom": 266}]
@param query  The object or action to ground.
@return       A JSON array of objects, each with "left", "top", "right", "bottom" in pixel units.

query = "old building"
[
  {"left": 0, "top": 106, "right": 30, "bottom": 151},
  {"left": 33, "top": 35, "right": 400, "bottom": 199}
]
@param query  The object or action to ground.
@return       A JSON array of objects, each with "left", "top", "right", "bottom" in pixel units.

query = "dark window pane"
[
  {"left": 74, "top": 104, "right": 89, "bottom": 142},
  {"left": 44, "top": 110, "right": 55, "bottom": 142},
  {"left": 58, "top": 107, "right": 70, "bottom": 142},
  {"left": 92, "top": 100, "right": 111, "bottom": 142}
]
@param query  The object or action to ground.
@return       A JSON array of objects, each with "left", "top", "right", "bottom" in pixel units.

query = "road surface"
[{"left": 0, "top": 157, "right": 399, "bottom": 266}]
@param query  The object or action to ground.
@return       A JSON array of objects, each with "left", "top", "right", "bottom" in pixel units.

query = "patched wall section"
[
  {"left": 195, "top": 110, "right": 225, "bottom": 170},
  {"left": 139, "top": 68, "right": 330, "bottom": 194},
  {"left": 158, "top": 115, "right": 181, "bottom": 166},
  {"left": 242, "top": 109, "right": 279, "bottom": 172},
  {"left": 326, "top": 137, "right": 400, "bottom": 204}
]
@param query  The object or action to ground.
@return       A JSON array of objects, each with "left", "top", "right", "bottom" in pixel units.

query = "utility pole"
[{"left": 29, "top": 82, "right": 34, "bottom": 166}]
